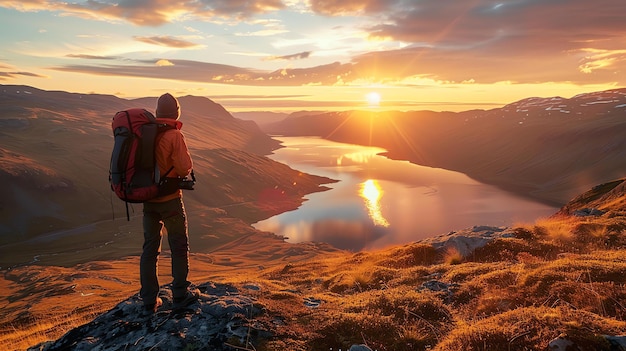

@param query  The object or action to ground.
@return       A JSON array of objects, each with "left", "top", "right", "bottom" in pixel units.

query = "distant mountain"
[
  {"left": 262, "top": 89, "right": 626, "bottom": 205},
  {"left": 231, "top": 110, "right": 328, "bottom": 127},
  {"left": 231, "top": 111, "right": 290, "bottom": 126},
  {"left": 0, "top": 85, "right": 333, "bottom": 249}
]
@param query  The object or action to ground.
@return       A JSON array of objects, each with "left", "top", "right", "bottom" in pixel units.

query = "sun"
[{"left": 366, "top": 92, "right": 381, "bottom": 107}]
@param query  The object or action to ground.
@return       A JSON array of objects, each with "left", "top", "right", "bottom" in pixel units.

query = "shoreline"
[{"left": 380, "top": 149, "right": 570, "bottom": 208}]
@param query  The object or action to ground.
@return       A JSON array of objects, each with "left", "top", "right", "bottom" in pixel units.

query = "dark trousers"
[{"left": 140, "top": 197, "right": 190, "bottom": 304}]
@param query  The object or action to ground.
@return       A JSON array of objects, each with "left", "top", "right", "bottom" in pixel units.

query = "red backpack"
[{"left": 109, "top": 108, "right": 173, "bottom": 219}]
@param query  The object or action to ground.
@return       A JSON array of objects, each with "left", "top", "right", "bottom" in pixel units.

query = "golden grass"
[
  {"left": 534, "top": 216, "right": 577, "bottom": 244},
  {"left": 4, "top": 210, "right": 626, "bottom": 351},
  {"left": 433, "top": 306, "right": 626, "bottom": 351},
  {"left": 254, "top": 213, "right": 626, "bottom": 350},
  {"left": 443, "top": 246, "right": 464, "bottom": 265},
  {"left": 0, "top": 305, "right": 101, "bottom": 350}
]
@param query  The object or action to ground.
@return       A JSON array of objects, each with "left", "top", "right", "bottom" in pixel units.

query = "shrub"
[
  {"left": 379, "top": 244, "right": 439, "bottom": 268},
  {"left": 443, "top": 246, "right": 463, "bottom": 265}
]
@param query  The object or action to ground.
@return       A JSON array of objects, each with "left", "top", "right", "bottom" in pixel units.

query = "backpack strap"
[{"left": 162, "top": 166, "right": 174, "bottom": 178}]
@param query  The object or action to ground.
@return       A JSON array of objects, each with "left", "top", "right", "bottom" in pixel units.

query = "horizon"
[
  {"left": 5, "top": 82, "right": 624, "bottom": 116},
  {"left": 1, "top": 1, "right": 625, "bottom": 112}
]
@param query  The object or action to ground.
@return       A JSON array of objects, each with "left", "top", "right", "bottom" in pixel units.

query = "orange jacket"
[{"left": 149, "top": 119, "right": 193, "bottom": 203}]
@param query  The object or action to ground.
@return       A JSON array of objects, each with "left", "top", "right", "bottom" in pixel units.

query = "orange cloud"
[
  {"left": 308, "top": 0, "right": 392, "bottom": 15},
  {"left": 265, "top": 51, "right": 312, "bottom": 61},
  {"left": 0, "top": 71, "right": 48, "bottom": 80},
  {"left": 352, "top": 0, "right": 626, "bottom": 85},
  {"left": 0, "top": 0, "right": 286, "bottom": 26},
  {"left": 66, "top": 54, "right": 118, "bottom": 60},
  {"left": 134, "top": 35, "right": 202, "bottom": 48},
  {"left": 10, "top": 0, "right": 624, "bottom": 87},
  {"left": 155, "top": 59, "right": 175, "bottom": 67},
  {"left": 51, "top": 59, "right": 355, "bottom": 86}
]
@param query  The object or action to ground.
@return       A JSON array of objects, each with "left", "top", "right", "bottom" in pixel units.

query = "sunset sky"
[{"left": 1, "top": 0, "right": 625, "bottom": 112}]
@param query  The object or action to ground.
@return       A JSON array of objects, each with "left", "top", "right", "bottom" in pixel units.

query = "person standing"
[{"left": 140, "top": 93, "right": 199, "bottom": 314}]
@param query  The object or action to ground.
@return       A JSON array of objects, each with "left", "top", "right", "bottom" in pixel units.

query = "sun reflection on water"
[
  {"left": 336, "top": 148, "right": 383, "bottom": 166},
  {"left": 359, "top": 179, "right": 390, "bottom": 227}
]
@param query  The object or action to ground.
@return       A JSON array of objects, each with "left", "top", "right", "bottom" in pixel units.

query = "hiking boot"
[
  {"left": 143, "top": 297, "right": 163, "bottom": 315},
  {"left": 173, "top": 288, "right": 200, "bottom": 309}
]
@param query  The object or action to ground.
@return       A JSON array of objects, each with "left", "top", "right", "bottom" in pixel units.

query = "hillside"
[
  {"left": 263, "top": 89, "right": 626, "bottom": 205},
  {"left": 0, "top": 85, "right": 335, "bottom": 267},
  {"left": 6, "top": 178, "right": 624, "bottom": 351}
]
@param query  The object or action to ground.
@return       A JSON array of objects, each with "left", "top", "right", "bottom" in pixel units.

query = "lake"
[{"left": 253, "top": 136, "right": 557, "bottom": 251}]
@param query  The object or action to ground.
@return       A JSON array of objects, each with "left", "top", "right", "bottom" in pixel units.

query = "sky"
[{"left": 0, "top": 0, "right": 625, "bottom": 112}]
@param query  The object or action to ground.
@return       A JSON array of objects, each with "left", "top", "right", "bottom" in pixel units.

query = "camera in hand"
[
  {"left": 159, "top": 170, "right": 196, "bottom": 195},
  {"left": 178, "top": 178, "right": 195, "bottom": 190}
]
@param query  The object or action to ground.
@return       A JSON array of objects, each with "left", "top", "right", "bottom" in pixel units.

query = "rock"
[
  {"left": 548, "top": 334, "right": 626, "bottom": 350},
  {"left": 349, "top": 344, "right": 373, "bottom": 351},
  {"left": 605, "top": 335, "right": 626, "bottom": 349},
  {"left": 420, "top": 280, "right": 450, "bottom": 292},
  {"left": 417, "top": 280, "right": 460, "bottom": 302},
  {"left": 303, "top": 296, "right": 322, "bottom": 308},
  {"left": 420, "top": 226, "right": 515, "bottom": 257},
  {"left": 572, "top": 207, "right": 606, "bottom": 217},
  {"left": 242, "top": 283, "right": 261, "bottom": 291},
  {"left": 547, "top": 334, "right": 575, "bottom": 350},
  {"left": 31, "top": 282, "right": 270, "bottom": 351},
  {"left": 471, "top": 225, "right": 502, "bottom": 234}
]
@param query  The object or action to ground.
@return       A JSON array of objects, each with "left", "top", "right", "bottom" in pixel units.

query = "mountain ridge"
[
  {"left": 261, "top": 88, "right": 626, "bottom": 205},
  {"left": 0, "top": 84, "right": 335, "bottom": 267}
]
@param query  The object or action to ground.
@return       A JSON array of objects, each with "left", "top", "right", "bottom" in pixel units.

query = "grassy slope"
[
  {"left": 245, "top": 179, "right": 626, "bottom": 350},
  {"left": 2, "top": 179, "right": 625, "bottom": 350}
]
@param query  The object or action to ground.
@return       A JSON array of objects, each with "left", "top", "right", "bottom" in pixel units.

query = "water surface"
[{"left": 254, "top": 136, "right": 557, "bottom": 251}]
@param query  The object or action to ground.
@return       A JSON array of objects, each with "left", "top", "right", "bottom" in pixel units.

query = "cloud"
[
  {"left": 266, "top": 51, "right": 312, "bottom": 61},
  {"left": 49, "top": 38, "right": 626, "bottom": 88},
  {"left": 66, "top": 54, "right": 119, "bottom": 60},
  {"left": 184, "top": 26, "right": 202, "bottom": 34},
  {"left": 0, "top": 0, "right": 286, "bottom": 26},
  {"left": 155, "top": 59, "right": 174, "bottom": 66},
  {"left": 362, "top": 0, "right": 625, "bottom": 48},
  {"left": 50, "top": 59, "right": 356, "bottom": 86},
  {"left": 0, "top": 61, "right": 47, "bottom": 79},
  {"left": 347, "top": 45, "right": 624, "bottom": 86},
  {"left": 8, "top": 0, "right": 625, "bottom": 87},
  {"left": 346, "top": 0, "right": 626, "bottom": 85},
  {"left": 0, "top": 70, "right": 48, "bottom": 80},
  {"left": 211, "top": 94, "right": 308, "bottom": 99},
  {"left": 133, "top": 36, "right": 202, "bottom": 48},
  {"left": 308, "top": 0, "right": 397, "bottom": 15},
  {"left": 235, "top": 28, "right": 289, "bottom": 37},
  {"left": 207, "top": 0, "right": 284, "bottom": 18},
  {"left": 297, "top": 0, "right": 626, "bottom": 85},
  {"left": 578, "top": 49, "right": 626, "bottom": 74}
]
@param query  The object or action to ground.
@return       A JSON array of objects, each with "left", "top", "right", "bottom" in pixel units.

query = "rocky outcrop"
[
  {"left": 29, "top": 281, "right": 378, "bottom": 351},
  {"left": 557, "top": 178, "right": 626, "bottom": 216},
  {"left": 30, "top": 282, "right": 269, "bottom": 351},
  {"left": 419, "top": 225, "right": 517, "bottom": 257}
]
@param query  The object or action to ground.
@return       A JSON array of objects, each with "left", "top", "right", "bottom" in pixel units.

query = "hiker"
[{"left": 140, "top": 93, "right": 199, "bottom": 314}]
